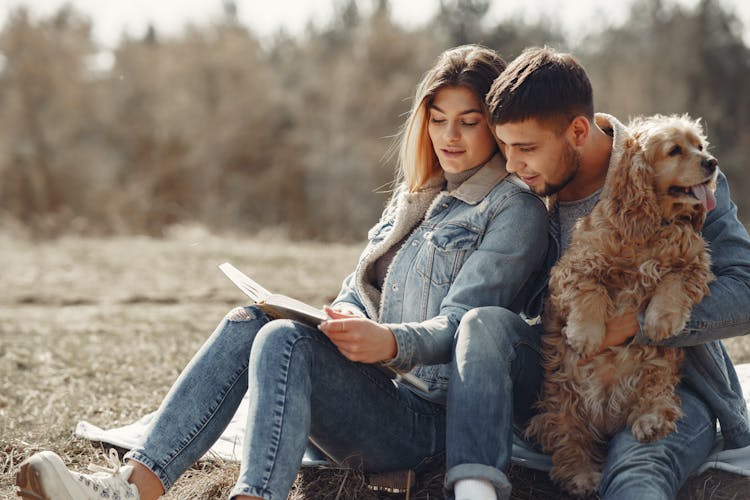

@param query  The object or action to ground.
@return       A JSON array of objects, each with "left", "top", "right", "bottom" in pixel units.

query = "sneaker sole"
[
  {"left": 15, "top": 460, "right": 48, "bottom": 500},
  {"left": 15, "top": 452, "right": 77, "bottom": 500}
]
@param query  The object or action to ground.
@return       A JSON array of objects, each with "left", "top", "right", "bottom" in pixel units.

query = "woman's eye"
[
  {"left": 462, "top": 121, "right": 479, "bottom": 127},
  {"left": 668, "top": 145, "right": 682, "bottom": 156},
  {"left": 430, "top": 117, "right": 446, "bottom": 124}
]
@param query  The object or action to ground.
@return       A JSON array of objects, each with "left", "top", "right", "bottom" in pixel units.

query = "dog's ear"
[{"left": 601, "top": 137, "right": 661, "bottom": 241}]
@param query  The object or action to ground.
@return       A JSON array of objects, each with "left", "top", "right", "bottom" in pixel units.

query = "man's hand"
[
  {"left": 600, "top": 311, "right": 639, "bottom": 350},
  {"left": 318, "top": 306, "right": 397, "bottom": 363},
  {"left": 578, "top": 312, "right": 639, "bottom": 365}
]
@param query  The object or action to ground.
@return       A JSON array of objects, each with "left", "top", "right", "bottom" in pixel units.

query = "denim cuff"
[
  {"left": 444, "top": 463, "right": 512, "bottom": 500},
  {"left": 228, "top": 483, "right": 273, "bottom": 500},
  {"left": 382, "top": 323, "right": 414, "bottom": 371},
  {"left": 632, "top": 310, "right": 655, "bottom": 345},
  {"left": 124, "top": 450, "right": 172, "bottom": 492}
]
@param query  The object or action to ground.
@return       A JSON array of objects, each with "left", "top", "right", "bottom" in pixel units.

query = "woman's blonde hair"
[{"left": 398, "top": 45, "right": 506, "bottom": 192}]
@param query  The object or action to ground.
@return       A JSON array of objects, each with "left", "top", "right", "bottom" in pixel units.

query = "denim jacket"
[
  {"left": 545, "top": 114, "right": 750, "bottom": 449},
  {"left": 332, "top": 153, "right": 549, "bottom": 403}
]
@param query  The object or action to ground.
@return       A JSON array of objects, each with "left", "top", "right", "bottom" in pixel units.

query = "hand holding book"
[
  {"left": 318, "top": 306, "right": 398, "bottom": 364},
  {"left": 218, "top": 262, "right": 429, "bottom": 393}
]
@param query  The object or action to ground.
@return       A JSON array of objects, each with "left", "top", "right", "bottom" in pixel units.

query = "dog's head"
[
  {"left": 631, "top": 114, "right": 718, "bottom": 228},
  {"left": 604, "top": 114, "right": 718, "bottom": 239}
]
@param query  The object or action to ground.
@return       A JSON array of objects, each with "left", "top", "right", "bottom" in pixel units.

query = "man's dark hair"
[{"left": 487, "top": 47, "right": 594, "bottom": 131}]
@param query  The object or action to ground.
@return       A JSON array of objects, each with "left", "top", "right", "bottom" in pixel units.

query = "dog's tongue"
[{"left": 692, "top": 183, "right": 716, "bottom": 212}]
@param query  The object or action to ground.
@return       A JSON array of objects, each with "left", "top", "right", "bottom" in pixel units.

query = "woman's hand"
[{"left": 318, "top": 306, "right": 397, "bottom": 363}]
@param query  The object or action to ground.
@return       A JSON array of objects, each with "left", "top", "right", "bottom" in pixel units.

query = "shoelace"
[{"left": 87, "top": 449, "right": 125, "bottom": 476}]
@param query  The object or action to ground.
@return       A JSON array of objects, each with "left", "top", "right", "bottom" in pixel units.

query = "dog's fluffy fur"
[{"left": 524, "top": 114, "right": 718, "bottom": 495}]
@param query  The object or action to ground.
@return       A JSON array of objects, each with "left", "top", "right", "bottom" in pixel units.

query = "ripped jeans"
[{"left": 124, "top": 306, "right": 445, "bottom": 500}]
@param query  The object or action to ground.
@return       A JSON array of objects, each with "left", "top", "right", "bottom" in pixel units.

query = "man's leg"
[
  {"left": 599, "top": 384, "right": 717, "bottom": 500},
  {"left": 444, "top": 306, "right": 543, "bottom": 500}
]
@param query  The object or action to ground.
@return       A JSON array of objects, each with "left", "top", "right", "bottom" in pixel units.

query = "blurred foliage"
[{"left": 0, "top": 0, "right": 747, "bottom": 240}]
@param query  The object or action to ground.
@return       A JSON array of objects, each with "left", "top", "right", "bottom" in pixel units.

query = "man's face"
[{"left": 494, "top": 119, "right": 580, "bottom": 197}]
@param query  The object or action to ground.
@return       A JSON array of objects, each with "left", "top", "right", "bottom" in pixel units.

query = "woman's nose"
[{"left": 444, "top": 121, "right": 460, "bottom": 141}]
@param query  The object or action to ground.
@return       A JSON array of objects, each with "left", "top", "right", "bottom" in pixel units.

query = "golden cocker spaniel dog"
[{"left": 525, "top": 114, "right": 718, "bottom": 496}]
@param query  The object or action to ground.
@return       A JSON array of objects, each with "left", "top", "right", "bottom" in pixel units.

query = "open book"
[{"left": 219, "top": 262, "right": 429, "bottom": 393}]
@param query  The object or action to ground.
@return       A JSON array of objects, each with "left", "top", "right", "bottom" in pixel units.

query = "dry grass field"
[{"left": 2, "top": 229, "right": 749, "bottom": 499}]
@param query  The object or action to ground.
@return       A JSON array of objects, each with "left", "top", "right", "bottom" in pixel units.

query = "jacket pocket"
[{"left": 416, "top": 223, "right": 481, "bottom": 286}]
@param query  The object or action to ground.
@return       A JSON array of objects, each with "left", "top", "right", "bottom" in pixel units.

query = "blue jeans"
[
  {"left": 443, "top": 307, "right": 718, "bottom": 500},
  {"left": 445, "top": 307, "right": 544, "bottom": 499},
  {"left": 124, "top": 306, "right": 445, "bottom": 499},
  {"left": 599, "top": 385, "right": 717, "bottom": 499}
]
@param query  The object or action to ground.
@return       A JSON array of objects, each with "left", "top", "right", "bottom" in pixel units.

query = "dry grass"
[{"left": 2, "top": 229, "right": 749, "bottom": 499}]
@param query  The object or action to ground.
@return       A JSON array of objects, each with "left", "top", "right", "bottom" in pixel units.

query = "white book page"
[{"left": 218, "top": 262, "right": 271, "bottom": 302}]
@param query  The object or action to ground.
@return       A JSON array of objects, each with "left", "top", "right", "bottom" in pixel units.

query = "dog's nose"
[{"left": 702, "top": 156, "right": 718, "bottom": 173}]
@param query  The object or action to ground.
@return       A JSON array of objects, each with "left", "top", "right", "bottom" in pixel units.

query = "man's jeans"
[
  {"left": 125, "top": 306, "right": 445, "bottom": 499},
  {"left": 444, "top": 306, "right": 718, "bottom": 500}
]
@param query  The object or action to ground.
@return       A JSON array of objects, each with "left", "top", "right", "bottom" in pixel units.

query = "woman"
[{"left": 16, "top": 45, "right": 548, "bottom": 500}]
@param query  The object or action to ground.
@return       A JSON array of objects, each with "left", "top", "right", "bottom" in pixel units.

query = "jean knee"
[
  {"left": 224, "top": 305, "right": 263, "bottom": 322},
  {"left": 251, "top": 319, "right": 321, "bottom": 363},
  {"left": 455, "top": 307, "right": 532, "bottom": 356}
]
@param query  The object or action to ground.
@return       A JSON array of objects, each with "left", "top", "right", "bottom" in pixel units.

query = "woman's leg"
[
  {"left": 124, "top": 306, "right": 272, "bottom": 495},
  {"left": 230, "top": 318, "right": 445, "bottom": 499},
  {"left": 15, "top": 306, "right": 272, "bottom": 500}
]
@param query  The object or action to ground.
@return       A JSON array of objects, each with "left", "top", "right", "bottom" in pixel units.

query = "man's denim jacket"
[
  {"left": 332, "top": 154, "right": 549, "bottom": 403},
  {"left": 544, "top": 114, "right": 750, "bottom": 449}
]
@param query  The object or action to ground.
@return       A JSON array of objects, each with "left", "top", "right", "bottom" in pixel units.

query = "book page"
[
  {"left": 218, "top": 262, "right": 271, "bottom": 302},
  {"left": 261, "top": 294, "right": 328, "bottom": 325}
]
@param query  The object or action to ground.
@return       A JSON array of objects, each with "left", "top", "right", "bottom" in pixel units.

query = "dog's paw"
[
  {"left": 631, "top": 413, "right": 677, "bottom": 443},
  {"left": 644, "top": 304, "right": 688, "bottom": 341},
  {"left": 564, "top": 320, "right": 605, "bottom": 356},
  {"left": 568, "top": 470, "right": 602, "bottom": 496}
]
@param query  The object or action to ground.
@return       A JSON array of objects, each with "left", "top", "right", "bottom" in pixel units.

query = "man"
[{"left": 445, "top": 47, "right": 750, "bottom": 500}]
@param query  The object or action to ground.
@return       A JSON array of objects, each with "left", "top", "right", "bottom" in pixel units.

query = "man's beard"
[{"left": 537, "top": 143, "right": 581, "bottom": 197}]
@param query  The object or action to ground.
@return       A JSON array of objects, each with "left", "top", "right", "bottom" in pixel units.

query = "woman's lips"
[{"left": 441, "top": 148, "right": 465, "bottom": 158}]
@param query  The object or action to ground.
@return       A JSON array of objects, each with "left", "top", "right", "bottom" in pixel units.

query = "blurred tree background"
[{"left": 0, "top": 0, "right": 748, "bottom": 241}]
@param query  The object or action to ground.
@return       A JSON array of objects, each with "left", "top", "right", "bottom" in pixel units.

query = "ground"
[{"left": 2, "top": 229, "right": 749, "bottom": 499}]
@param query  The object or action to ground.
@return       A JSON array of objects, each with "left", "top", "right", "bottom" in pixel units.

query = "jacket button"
[
  {"left": 391, "top": 284, "right": 399, "bottom": 291},
  {"left": 411, "top": 240, "right": 418, "bottom": 246}
]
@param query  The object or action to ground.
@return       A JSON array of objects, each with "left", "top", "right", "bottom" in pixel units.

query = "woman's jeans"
[
  {"left": 444, "top": 306, "right": 718, "bottom": 500},
  {"left": 124, "top": 306, "right": 445, "bottom": 499}
]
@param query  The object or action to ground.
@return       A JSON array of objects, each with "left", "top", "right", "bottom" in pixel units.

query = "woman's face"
[{"left": 427, "top": 85, "right": 497, "bottom": 174}]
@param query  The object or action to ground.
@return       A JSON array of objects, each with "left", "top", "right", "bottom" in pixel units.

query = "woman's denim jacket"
[
  {"left": 332, "top": 153, "right": 549, "bottom": 404},
  {"left": 544, "top": 114, "right": 750, "bottom": 449}
]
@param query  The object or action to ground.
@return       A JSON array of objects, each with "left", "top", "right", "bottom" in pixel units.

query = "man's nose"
[{"left": 504, "top": 153, "right": 521, "bottom": 173}]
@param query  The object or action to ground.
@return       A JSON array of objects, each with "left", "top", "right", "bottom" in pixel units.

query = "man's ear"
[{"left": 566, "top": 115, "right": 590, "bottom": 147}]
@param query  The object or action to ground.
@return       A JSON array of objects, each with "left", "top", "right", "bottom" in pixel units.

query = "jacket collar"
[{"left": 447, "top": 153, "right": 509, "bottom": 205}]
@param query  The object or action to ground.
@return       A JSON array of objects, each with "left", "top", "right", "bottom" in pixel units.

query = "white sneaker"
[{"left": 16, "top": 449, "right": 139, "bottom": 500}]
